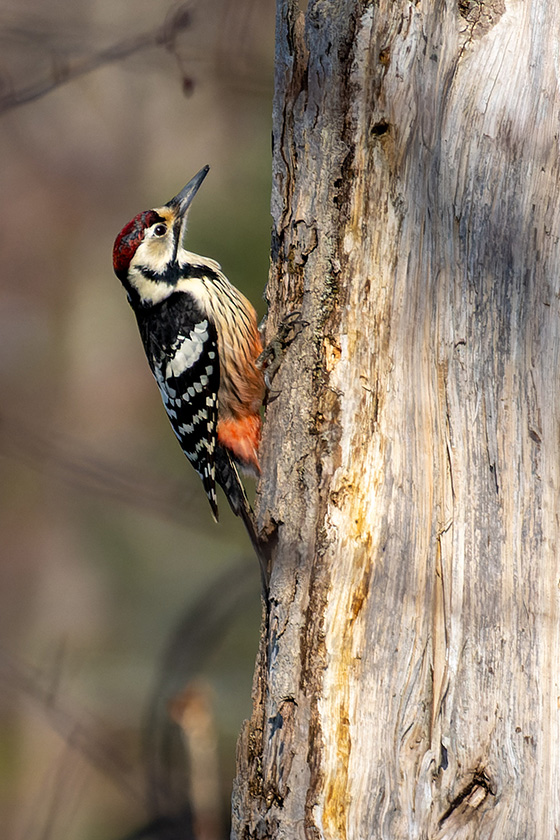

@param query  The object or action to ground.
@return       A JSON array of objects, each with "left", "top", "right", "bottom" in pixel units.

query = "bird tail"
[
  {"left": 200, "top": 464, "right": 220, "bottom": 523},
  {"left": 215, "top": 446, "right": 269, "bottom": 596}
]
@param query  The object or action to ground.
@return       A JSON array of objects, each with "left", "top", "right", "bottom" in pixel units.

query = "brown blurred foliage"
[{"left": 0, "top": 1, "right": 274, "bottom": 837}]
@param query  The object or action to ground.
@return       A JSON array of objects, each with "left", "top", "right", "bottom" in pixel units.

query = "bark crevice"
[{"left": 233, "top": 1, "right": 560, "bottom": 837}]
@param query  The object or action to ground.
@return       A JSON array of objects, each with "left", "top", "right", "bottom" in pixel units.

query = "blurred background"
[{"left": 0, "top": 1, "right": 275, "bottom": 837}]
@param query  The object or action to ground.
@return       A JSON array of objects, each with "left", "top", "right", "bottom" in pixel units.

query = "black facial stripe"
[
  {"left": 136, "top": 263, "right": 222, "bottom": 286},
  {"left": 136, "top": 263, "right": 182, "bottom": 286},
  {"left": 171, "top": 218, "right": 182, "bottom": 264}
]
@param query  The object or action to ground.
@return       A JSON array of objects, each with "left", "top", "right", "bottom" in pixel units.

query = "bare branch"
[
  {"left": 0, "top": 4, "right": 193, "bottom": 114},
  {"left": 0, "top": 649, "right": 147, "bottom": 808},
  {"left": 0, "top": 410, "right": 202, "bottom": 528}
]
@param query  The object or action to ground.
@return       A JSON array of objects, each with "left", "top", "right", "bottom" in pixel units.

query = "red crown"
[{"left": 112, "top": 209, "right": 160, "bottom": 280}]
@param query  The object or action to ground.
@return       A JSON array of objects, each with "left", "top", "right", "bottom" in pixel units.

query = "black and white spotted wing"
[{"left": 136, "top": 292, "right": 221, "bottom": 519}]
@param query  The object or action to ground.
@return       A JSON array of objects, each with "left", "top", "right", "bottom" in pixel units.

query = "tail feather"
[
  {"left": 200, "top": 464, "right": 219, "bottom": 523},
  {"left": 215, "top": 446, "right": 269, "bottom": 596}
]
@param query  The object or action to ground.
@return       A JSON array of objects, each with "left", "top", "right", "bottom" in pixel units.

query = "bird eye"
[{"left": 153, "top": 224, "right": 167, "bottom": 237}]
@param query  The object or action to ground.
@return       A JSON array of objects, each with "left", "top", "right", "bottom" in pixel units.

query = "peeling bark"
[{"left": 232, "top": 1, "right": 560, "bottom": 837}]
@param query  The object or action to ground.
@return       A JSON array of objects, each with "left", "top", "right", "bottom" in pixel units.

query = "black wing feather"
[
  {"left": 135, "top": 291, "right": 269, "bottom": 593},
  {"left": 136, "top": 292, "right": 221, "bottom": 519}
]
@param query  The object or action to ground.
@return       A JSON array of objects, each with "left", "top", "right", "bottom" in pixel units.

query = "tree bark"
[{"left": 232, "top": 1, "right": 560, "bottom": 837}]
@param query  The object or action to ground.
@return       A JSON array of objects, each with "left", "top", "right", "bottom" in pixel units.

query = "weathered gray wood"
[{"left": 232, "top": 1, "right": 560, "bottom": 837}]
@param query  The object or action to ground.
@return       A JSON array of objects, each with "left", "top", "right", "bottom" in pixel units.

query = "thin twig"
[
  {"left": 0, "top": 4, "right": 193, "bottom": 114},
  {"left": 0, "top": 409, "right": 201, "bottom": 527}
]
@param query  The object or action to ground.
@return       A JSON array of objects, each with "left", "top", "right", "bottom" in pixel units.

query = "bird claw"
[
  {"left": 263, "top": 381, "right": 282, "bottom": 403},
  {"left": 274, "top": 309, "right": 307, "bottom": 347},
  {"left": 257, "top": 311, "right": 308, "bottom": 394}
]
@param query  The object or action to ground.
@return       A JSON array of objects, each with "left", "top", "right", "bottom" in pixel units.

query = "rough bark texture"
[{"left": 232, "top": 1, "right": 560, "bottom": 837}]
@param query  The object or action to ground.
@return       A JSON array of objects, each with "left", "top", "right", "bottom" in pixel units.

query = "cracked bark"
[{"left": 232, "top": 1, "right": 560, "bottom": 838}]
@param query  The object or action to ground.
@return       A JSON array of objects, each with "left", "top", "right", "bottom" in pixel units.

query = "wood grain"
[{"left": 232, "top": 1, "right": 560, "bottom": 837}]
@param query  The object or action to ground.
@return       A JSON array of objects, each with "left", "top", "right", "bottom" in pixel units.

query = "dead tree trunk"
[{"left": 232, "top": 1, "right": 560, "bottom": 837}]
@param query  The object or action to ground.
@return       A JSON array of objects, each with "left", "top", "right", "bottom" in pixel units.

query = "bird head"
[{"left": 112, "top": 165, "right": 210, "bottom": 307}]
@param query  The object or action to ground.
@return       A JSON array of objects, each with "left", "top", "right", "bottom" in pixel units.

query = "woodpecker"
[{"left": 112, "top": 165, "right": 267, "bottom": 584}]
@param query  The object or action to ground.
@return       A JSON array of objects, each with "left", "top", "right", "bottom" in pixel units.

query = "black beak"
[
  {"left": 166, "top": 165, "right": 209, "bottom": 262},
  {"left": 167, "top": 165, "right": 210, "bottom": 217}
]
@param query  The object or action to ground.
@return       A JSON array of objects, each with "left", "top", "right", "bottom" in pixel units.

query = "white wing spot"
[
  {"left": 177, "top": 408, "right": 207, "bottom": 436},
  {"left": 166, "top": 321, "right": 209, "bottom": 377},
  {"left": 193, "top": 408, "right": 207, "bottom": 425},
  {"left": 193, "top": 320, "right": 209, "bottom": 338}
]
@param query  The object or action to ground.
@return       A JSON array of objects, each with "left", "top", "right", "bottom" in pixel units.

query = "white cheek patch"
[
  {"left": 128, "top": 238, "right": 178, "bottom": 305},
  {"left": 134, "top": 237, "right": 175, "bottom": 273},
  {"left": 128, "top": 269, "right": 171, "bottom": 306}
]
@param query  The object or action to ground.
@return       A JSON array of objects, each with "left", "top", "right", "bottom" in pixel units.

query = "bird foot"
[{"left": 257, "top": 310, "right": 308, "bottom": 395}]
